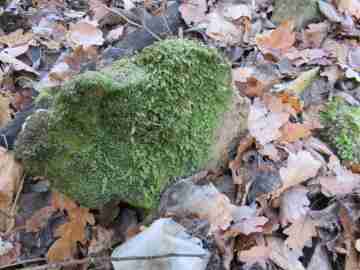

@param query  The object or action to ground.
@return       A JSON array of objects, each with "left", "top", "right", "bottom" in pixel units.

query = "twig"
[
  {"left": 6, "top": 174, "right": 25, "bottom": 233},
  {"left": 13, "top": 253, "right": 206, "bottom": 270},
  {"left": 104, "top": 6, "right": 162, "bottom": 41},
  {"left": 0, "top": 258, "right": 46, "bottom": 270}
]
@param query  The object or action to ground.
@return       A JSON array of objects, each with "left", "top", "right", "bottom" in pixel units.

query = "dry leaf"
[
  {"left": 267, "top": 237, "right": 305, "bottom": 270},
  {"left": 259, "top": 143, "right": 281, "bottom": 161},
  {"left": 238, "top": 245, "right": 270, "bottom": 268},
  {"left": 319, "top": 156, "right": 360, "bottom": 196},
  {"left": 88, "top": 226, "right": 113, "bottom": 254},
  {"left": 280, "top": 122, "right": 312, "bottom": 143},
  {"left": 337, "top": 0, "right": 360, "bottom": 19},
  {"left": 206, "top": 12, "right": 243, "bottom": 45},
  {"left": 0, "top": 52, "right": 39, "bottom": 75},
  {"left": 279, "top": 150, "right": 322, "bottom": 192},
  {"left": 284, "top": 214, "right": 317, "bottom": 251},
  {"left": 179, "top": 0, "right": 207, "bottom": 25},
  {"left": 1, "top": 44, "right": 29, "bottom": 58},
  {"left": 248, "top": 98, "right": 289, "bottom": 145},
  {"left": 222, "top": 4, "right": 251, "bottom": 21},
  {"left": 256, "top": 20, "right": 295, "bottom": 59},
  {"left": 0, "top": 29, "right": 33, "bottom": 47},
  {"left": 0, "top": 148, "right": 23, "bottom": 231},
  {"left": 226, "top": 206, "right": 268, "bottom": 236},
  {"left": 303, "top": 22, "right": 329, "bottom": 48},
  {"left": 107, "top": 26, "right": 124, "bottom": 43},
  {"left": 0, "top": 94, "right": 11, "bottom": 128},
  {"left": 286, "top": 67, "right": 320, "bottom": 95},
  {"left": 89, "top": 0, "right": 110, "bottom": 22},
  {"left": 280, "top": 186, "right": 310, "bottom": 226},
  {"left": 47, "top": 193, "right": 95, "bottom": 261},
  {"left": 25, "top": 206, "right": 57, "bottom": 232},
  {"left": 68, "top": 20, "right": 104, "bottom": 48}
]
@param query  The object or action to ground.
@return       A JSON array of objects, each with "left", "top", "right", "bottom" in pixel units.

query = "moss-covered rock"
[
  {"left": 272, "top": 0, "right": 321, "bottom": 29},
  {"left": 321, "top": 97, "right": 360, "bottom": 164},
  {"left": 15, "top": 39, "right": 233, "bottom": 209}
]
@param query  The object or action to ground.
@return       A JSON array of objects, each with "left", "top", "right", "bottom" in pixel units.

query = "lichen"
[
  {"left": 320, "top": 97, "right": 360, "bottom": 164},
  {"left": 15, "top": 39, "right": 232, "bottom": 209}
]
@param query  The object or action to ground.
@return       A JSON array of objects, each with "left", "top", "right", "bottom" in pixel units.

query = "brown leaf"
[
  {"left": 0, "top": 148, "right": 23, "bottom": 231},
  {"left": 302, "top": 22, "right": 329, "bottom": 48},
  {"left": 0, "top": 94, "right": 11, "bottom": 128},
  {"left": 284, "top": 214, "right": 317, "bottom": 251},
  {"left": 68, "top": 20, "right": 104, "bottom": 48},
  {"left": 88, "top": 226, "right": 113, "bottom": 254},
  {"left": 0, "top": 52, "right": 39, "bottom": 75},
  {"left": 0, "top": 29, "right": 33, "bottom": 48},
  {"left": 47, "top": 193, "right": 95, "bottom": 261},
  {"left": 89, "top": 0, "right": 111, "bottom": 22},
  {"left": 279, "top": 122, "right": 312, "bottom": 143},
  {"left": 256, "top": 20, "right": 295, "bottom": 59}
]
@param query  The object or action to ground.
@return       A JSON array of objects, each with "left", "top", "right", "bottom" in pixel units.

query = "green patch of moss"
[
  {"left": 15, "top": 39, "right": 232, "bottom": 209},
  {"left": 320, "top": 97, "right": 360, "bottom": 163}
]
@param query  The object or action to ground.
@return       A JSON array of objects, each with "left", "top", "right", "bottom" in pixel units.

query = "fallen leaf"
[
  {"left": 238, "top": 244, "right": 270, "bottom": 268},
  {"left": 279, "top": 150, "right": 322, "bottom": 192},
  {"left": 319, "top": 156, "right": 360, "bottom": 196},
  {"left": 318, "top": 0, "right": 344, "bottom": 22},
  {"left": 179, "top": 0, "right": 207, "bottom": 25},
  {"left": 0, "top": 94, "right": 11, "bottom": 128},
  {"left": 0, "top": 52, "right": 39, "bottom": 75},
  {"left": 307, "top": 244, "right": 333, "bottom": 270},
  {"left": 302, "top": 22, "right": 329, "bottom": 48},
  {"left": 1, "top": 44, "right": 29, "bottom": 57},
  {"left": 256, "top": 20, "right": 295, "bottom": 59},
  {"left": 259, "top": 143, "right": 281, "bottom": 161},
  {"left": 222, "top": 4, "right": 251, "bottom": 21},
  {"left": 337, "top": 0, "right": 360, "bottom": 19},
  {"left": 0, "top": 29, "right": 33, "bottom": 47},
  {"left": 88, "top": 226, "right": 114, "bottom": 254},
  {"left": 0, "top": 148, "right": 23, "bottom": 231},
  {"left": 280, "top": 122, "right": 312, "bottom": 143},
  {"left": 47, "top": 193, "right": 95, "bottom": 261},
  {"left": 25, "top": 206, "right": 57, "bottom": 232},
  {"left": 280, "top": 186, "right": 310, "bottom": 226},
  {"left": 248, "top": 98, "right": 289, "bottom": 145},
  {"left": 285, "top": 67, "right": 320, "bottom": 95},
  {"left": 0, "top": 237, "right": 20, "bottom": 266},
  {"left": 284, "top": 214, "right": 317, "bottom": 251},
  {"left": 267, "top": 237, "right": 305, "bottom": 270},
  {"left": 68, "top": 20, "right": 104, "bottom": 48},
  {"left": 226, "top": 205, "right": 268, "bottom": 236},
  {"left": 90, "top": 0, "right": 111, "bottom": 22},
  {"left": 206, "top": 12, "right": 243, "bottom": 45},
  {"left": 106, "top": 26, "right": 125, "bottom": 43}
]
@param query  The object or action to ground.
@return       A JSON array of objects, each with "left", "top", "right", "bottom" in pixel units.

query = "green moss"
[
  {"left": 320, "top": 97, "right": 360, "bottom": 163},
  {"left": 15, "top": 39, "right": 232, "bottom": 209}
]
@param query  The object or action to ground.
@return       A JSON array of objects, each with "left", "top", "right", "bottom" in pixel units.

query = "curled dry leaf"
[
  {"left": 256, "top": 20, "right": 295, "bottom": 59},
  {"left": 179, "top": 0, "right": 207, "bottom": 25},
  {"left": 279, "top": 150, "right": 322, "bottom": 193},
  {"left": 238, "top": 244, "right": 270, "bottom": 268},
  {"left": 284, "top": 214, "right": 317, "bottom": 251},
  {"left": 0, "top": 148, "right": 23, "bottom": 231},
  {"left": 302, "top": 22, "right": 329, "bottom": 48},
  {"left": 68, "top": 20, "right": 104, "bottom": 48},
  {"left": 280, "top": 186, "right": 310, "bottom": 226},
  {"left": 248, "top": 98, "right": 289, "bottom": 145}
]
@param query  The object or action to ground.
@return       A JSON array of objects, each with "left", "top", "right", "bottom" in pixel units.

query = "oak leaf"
[{"left": 47, "top": 193, "right": 95, "bottom": 262}]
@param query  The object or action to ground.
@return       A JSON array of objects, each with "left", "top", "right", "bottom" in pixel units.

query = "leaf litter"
[{"left": 0, "top": 0, "right": 360, "bottom": 269}]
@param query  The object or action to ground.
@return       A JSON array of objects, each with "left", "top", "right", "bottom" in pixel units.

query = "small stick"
[{"left": 11, "top": 253, "right": 206, "bottom": 270}]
